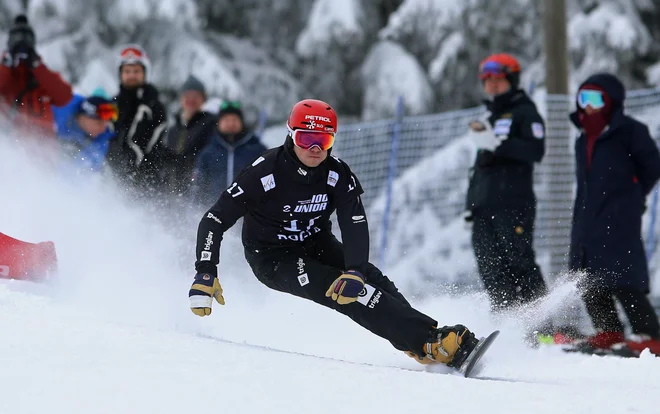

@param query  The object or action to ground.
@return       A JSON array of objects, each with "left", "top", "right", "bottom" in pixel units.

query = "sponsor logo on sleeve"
[
  {"left": 297, "top": 273, "right": 309, "bottom": 286},
  {"left": 200, "top": 251, "right": 212, "bottom": 261},
  {"left": 206, "top": 212, "right": 222, "bottom": 225},
  {"left": 357, "top": 284, "right": 377, "bottom": 306},
  {"left": 368, "top": 291, "right": 382, "bottom": 309},
  {"left": 260, "top": 174, "right": 276, "bottom": 192},
  {"left": 297, "top": 258, "right": 309, "bottom": 286},
  {"left": 204, "top": 231, "right": 213, "bottom": 251},
  {"left": 352, "top": 215, "right": 366, "bottom": 224},
  {"left": 532, "top": 122, "right": 545, "bottom": 139}
]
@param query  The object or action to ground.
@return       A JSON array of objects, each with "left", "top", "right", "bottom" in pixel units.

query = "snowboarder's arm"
[
  {"left": 194, "top": 172, "right": 259, "bottom": 276},
  {"left": 335, "top": 168, "right": 369, "bottom": 273}
]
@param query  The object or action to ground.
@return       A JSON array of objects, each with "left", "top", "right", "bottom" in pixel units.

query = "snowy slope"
[{"left": 1, "top": 138, "right": 659, "bottom": 413}]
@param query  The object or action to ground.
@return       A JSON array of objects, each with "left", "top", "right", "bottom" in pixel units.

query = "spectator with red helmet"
[
  {"left": 191, "top": 100, "right": 267, "bottom": 206},
  {"left": 187, "top": 99, "right": 489, "bottom": 371},
  {"left": 0, "top": 14, "right": 72, "bottom": 138},
  {"left": 567, "top": 73, "right": 660, "bottom": 355},
  {"left": 107, "top": 44, "right": 168, "bottom": 194},
  {"left": 464, "top": 53, "right": 548, "bottom": 312}
]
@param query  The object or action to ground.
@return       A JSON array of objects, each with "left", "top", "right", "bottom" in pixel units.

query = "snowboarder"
[{"left": 188, "top": 99, "right": 483, "bottom": 368}]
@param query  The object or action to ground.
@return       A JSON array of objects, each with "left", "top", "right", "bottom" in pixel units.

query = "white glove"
[{"left": 467, "top": 120, "right": 504, "bottom": 151}]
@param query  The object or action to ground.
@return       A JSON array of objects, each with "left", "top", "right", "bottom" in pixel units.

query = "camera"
[{"left": 7, "top": 15, "right": 35, "bottom": 53}]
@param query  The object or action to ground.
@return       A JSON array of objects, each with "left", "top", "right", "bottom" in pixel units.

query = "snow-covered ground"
[{"left": 0, "top": 138, "right": 659, "bottom": 413}]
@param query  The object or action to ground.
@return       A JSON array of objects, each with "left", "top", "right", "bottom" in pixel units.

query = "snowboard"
[{"left": 459, "top": 330, "right": 500, "bottom": 378}]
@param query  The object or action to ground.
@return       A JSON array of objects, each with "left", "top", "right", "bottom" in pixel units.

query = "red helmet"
[
  {"left": 287, "top": 99, "right": 337, "bottom": 133},
  {"left": 479, "top": 53, "right": 521, "bottom": 88}
]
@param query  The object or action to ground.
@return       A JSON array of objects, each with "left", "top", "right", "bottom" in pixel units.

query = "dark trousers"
[
  {"left": 244, "top": 232, "right": 438, "bottom": 355},
  {"left": 582, "top": 284, "right": 660, "bottom": 338},
  {"left": 472, "top": 206, "right": 547, "bottom": 310}
]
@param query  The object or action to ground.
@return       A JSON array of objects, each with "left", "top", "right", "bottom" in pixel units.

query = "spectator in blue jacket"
[
  {"left": 569, "top": 73, "right": 660, "bottom": 354},
  {"left": 52, "top": 90, "right": 117, "bottom": 172},
  {"left": 193, "top": 101, "right": 267, "bottom": 206}
]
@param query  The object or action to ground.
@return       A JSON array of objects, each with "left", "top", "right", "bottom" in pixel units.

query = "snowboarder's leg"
[
  {"left": 304, "top": 232, "right": 411, "bottom": 306},
  {"left": 245, "top": 248, "right": 478, "bottom": 367}
]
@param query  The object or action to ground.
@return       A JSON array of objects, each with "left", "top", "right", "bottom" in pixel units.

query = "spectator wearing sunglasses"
[
  {"left": 464, "top": 53, "right": 548, "bottom": 313},
  {"left": 51, "top": 89, "right": 118, "bottom": 172},
  {"left": 0, "top": 14, "right": 72, "bottom": 139},
  {"left": 107, "top": 44, "right": 168, "bottom": 193},
  {"left": 192, "top": 101, "right": 267, "bottom": 206},
  {"left": 567, "top": 73, "right": 660, "bottom": 355},
  {"left": 162, "top": 75, "right": 216, "bottom": 195}
]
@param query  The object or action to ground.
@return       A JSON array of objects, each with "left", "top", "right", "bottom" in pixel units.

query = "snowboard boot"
[
  {"left": 403, "top": 350, "right": 435, "bottom": 365},
  {"left": 423, "top": 324, "right": 478, "bottom": 367}
]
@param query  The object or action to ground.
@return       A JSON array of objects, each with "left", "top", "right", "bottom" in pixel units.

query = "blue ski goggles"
[
  {"left": 577, "top": 89, "right": 605, "bottom": 109},
  {"left": 478, "top": 60, "right": 509, "bottom": 80}
]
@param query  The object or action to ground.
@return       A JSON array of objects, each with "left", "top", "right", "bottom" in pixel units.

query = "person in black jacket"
[
  {"left": 568, "top": 73, "right": 660, "bottom": 355},
  {"left": 187, "top": 99, "right": 487, "bottom": 369},
  {"left": 464, "top": 53, "right": 548, "bottom": 311},
  {"left": 162, "top": 75, "right": 216, "bottom": 195},
  {"left": 107, "top": 44, "right": 168, "bottom": 194}
]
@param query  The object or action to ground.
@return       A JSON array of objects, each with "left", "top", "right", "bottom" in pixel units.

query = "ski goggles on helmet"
[
  {"left": 478, "top": 60, "right": 510, "bottom": 80},
  {"left": 289, "top": 127, "right": 335, "bottom": 151},
  {"left": 577, "top": 89, "right": 605, "bottom": 109},
  {"left": 95, "top": 103, "right": 119, "bottom": 122},
  {"left": 120, "top": 46, "right": 147, "bottom": 65},
  {"left": 80, "top": 99, "right": 118, "bottom": 122}
]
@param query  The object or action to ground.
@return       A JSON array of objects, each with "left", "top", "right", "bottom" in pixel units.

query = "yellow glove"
[
  {"left": 189, "top": 273, "right": 225, "bottom": 316},
  {"left": 325, "top": 270, "right": 365, "bottom": 305}
]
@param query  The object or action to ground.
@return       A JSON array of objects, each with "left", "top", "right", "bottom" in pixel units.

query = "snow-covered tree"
[
  {"left": 360, "top": 40, "right": 434, "bottom": 120},
  {"left": 1, "top": 0, "right": 660, "bottom": 122},
  {"left": 568, "top": 0, "right": 654, "bottom": 89},
  {"left": 381, "top": 0, "right": 542, "bottom": 111},
  {"left": 295, "top": 0, "right": 375, "bottom": 115}
]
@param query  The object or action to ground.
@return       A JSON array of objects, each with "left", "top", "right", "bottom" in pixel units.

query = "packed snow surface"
[{"left": 0, "top": 139, "right": 658, "bottom": 414}]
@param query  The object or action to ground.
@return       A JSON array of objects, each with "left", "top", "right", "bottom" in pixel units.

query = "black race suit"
[{"left": 194, "top": 139, "right": 437, "bottom": 355}]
